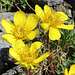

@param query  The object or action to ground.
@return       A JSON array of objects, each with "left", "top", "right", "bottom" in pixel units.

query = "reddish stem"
[{"left": 27, "top": 69, "right": 32, "bottom": 75}]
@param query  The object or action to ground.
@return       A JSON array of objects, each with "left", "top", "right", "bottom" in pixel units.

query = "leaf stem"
[{"left": 24, "top": 0, "right": 35, "bottom": 12}]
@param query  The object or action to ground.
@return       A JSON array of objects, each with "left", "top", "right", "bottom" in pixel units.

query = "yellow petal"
[
  {"left": 55, "top": 12, "right": 68, "bottom": 21},
  {"left": 14, "top": 10, "right": 26, "bottom": 26},
  {"left": 9, "top": 48, "right": 20, "bottom": 61},
  {"left": 2, "top": 34, "right": 17, "bottom": 45},
  {"left": 20, "top": 62, "right": 30, "bottom": 69},
  {"left": 64, "top": 68, "right": 69, "bottom": 75},
  {"left": 30, "top": 64, "right": 35, "bottom": 69},
  {"left": 24, "top": 14, "right": 38, "bottom": 31},
  {"left": 33, "top": 52, "right": 50, "bottom": 64},
  {"left": 1, "top": 18, "right": 14, "bottom": 33},
  {"left": 35, "top": 5, "right": 44, "bottom": 21},
  {"left": 27, "top": 29, "right": 39, "bottom": 40},
  {"left": 57, "top": 24, "right": 74, "bottom": 30},
  {"left": 69, "top": 64, "right": 75, "bottom": 75},
  {"left": 41, "top": 23, "right": 49, "bottom": 31},
  {"left": 16, "top": 61, "right": 30, "bottom": 70},
  {"left": 30, "top": 41, "right": 43, "bottom": 52},
  {"left": 12, "top": 39, "right": 29, "bottom": 52},
  {"left": 49, "top": 27, "right": 61, "bottom": 40},
  {"left": 44, "top": 5, "right": 52, "bottom": 17},
  {"left": 12, "top": 40, "right": 26, "bottom": 49}
]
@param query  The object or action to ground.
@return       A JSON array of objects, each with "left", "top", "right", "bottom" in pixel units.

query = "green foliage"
[
  {"left": 0, "top": 0, "right": 47, "bottom": 12},
  {"left": 0, "top": 0, "right": 28, "bottom": 12},
  {"left": 61, "top": 29, "right": 75, "bottom": 49},
  {"left": 0, "top": 0, "right": 15, "bottom": 12},
  {"left": 18, "top": 0, "right": 27, "bottom": 9}
]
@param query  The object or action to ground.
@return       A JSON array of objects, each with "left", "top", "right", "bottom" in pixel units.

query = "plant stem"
[
  {"left": 24, "top": 0, "right": 35, "bottom": 12},
  {"left": 27, "top": 69, "right": 32, "bottom": 75}
]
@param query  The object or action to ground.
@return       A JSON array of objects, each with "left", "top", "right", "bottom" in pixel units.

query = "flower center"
[
  {"left": 13, "top": 26, "right": 27, "bottom": 39},
  {"left": 21, "top": 52, "right": 35, "bottom": 63},
  {"left": 44, "top": 15, "right": 63, "bottom": 27}
]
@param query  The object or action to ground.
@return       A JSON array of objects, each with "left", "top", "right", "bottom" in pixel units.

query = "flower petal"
[
  {"left": 14, "top": 10, "right": 26, "bottom": 26},
  {"left": 27, "top": 29, "right": 39, "bottom": 40},
  {"left": 2, "top": 34, "right": 27, "bottom": 50},
  {"left": 55, "top": 12, "right": 69, "bottom": 21},
  {"left": 24, "top": 14, "right": 38, "bottom": 31},
  {"left": 30, "top": 64, "right": 35, "bottom": 69},
  {"left": 2, "top": 34, "right": 17, "bottom": 45},
  {"left": 44, "top": 5, "right": 52, "bottom": 17},
  {"left": 35, "top": 5, "right": 44, "bottom": 21},
  {"left": 9, "top": 48, "right": 20, "bottom": 61},
  {"left": 41, "top": 23, "right": 49, "bottom": 31},
  {"left": 33, "top": 52, "right": 50, "bottom": 64},
  {"left": 57, "top": 24, "right": 74, "bottom": 30},
  {"left": 64, "top": 68, "right": 69, "bottom": 75},
  {"left": 69, "top": 64, "right": 75, "bottom": 75},
  {"left": 49, "top": 27, "right": 61, "bottom": 40},
  {"left": 19, "top": 62, "right": 30, "bottom": 69},
  {"left": 1, "top": 19, "right": 14, "bottom": 33},
  {"left": 12, "top": 40, "right": 26, "bottom": 49},
  {"left": 30, "top": 41, "right": 43, "bottom": 52}
]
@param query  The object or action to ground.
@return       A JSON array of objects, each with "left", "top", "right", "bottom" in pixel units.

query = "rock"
[
  {"left": 46, "top": 0, "right": 63, "bottom": 6},
  {"left": 2, "top": 65, "right": 26, "bottom": 75},
  {"left": 0, "top": 32, "right": 10, "bottom": 49},
  {"left": 0, "top": 48, "right": 15, "bottom": 74}
]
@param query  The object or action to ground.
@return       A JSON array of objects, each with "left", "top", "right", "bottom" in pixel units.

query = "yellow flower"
[
  {"left": 64, "top": 64, "right": 75, "bottom": 75},
  {"left": 9, "top": 40, "right": 50, "bottom": 69},
  {"left": 35, "top": 5, "right": 74, "bottom": 40},
  {"left": 1, "top": 10, "right": 39, "bottom": 45}
]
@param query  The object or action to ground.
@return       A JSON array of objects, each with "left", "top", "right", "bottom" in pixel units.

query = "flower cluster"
[
  {"left": 1, "top": 4, "right": 75, "bottom": 74},
  {"left": 1, "top": 9, "right": 50, "bottom": 69},
  {"left": 35, "top": 5, "right": 74, "bottom": 40}
]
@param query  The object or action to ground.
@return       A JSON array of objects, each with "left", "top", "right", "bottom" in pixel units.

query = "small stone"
[{"left": 46, "top": 0, "right": 63, "bottom": 6}]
